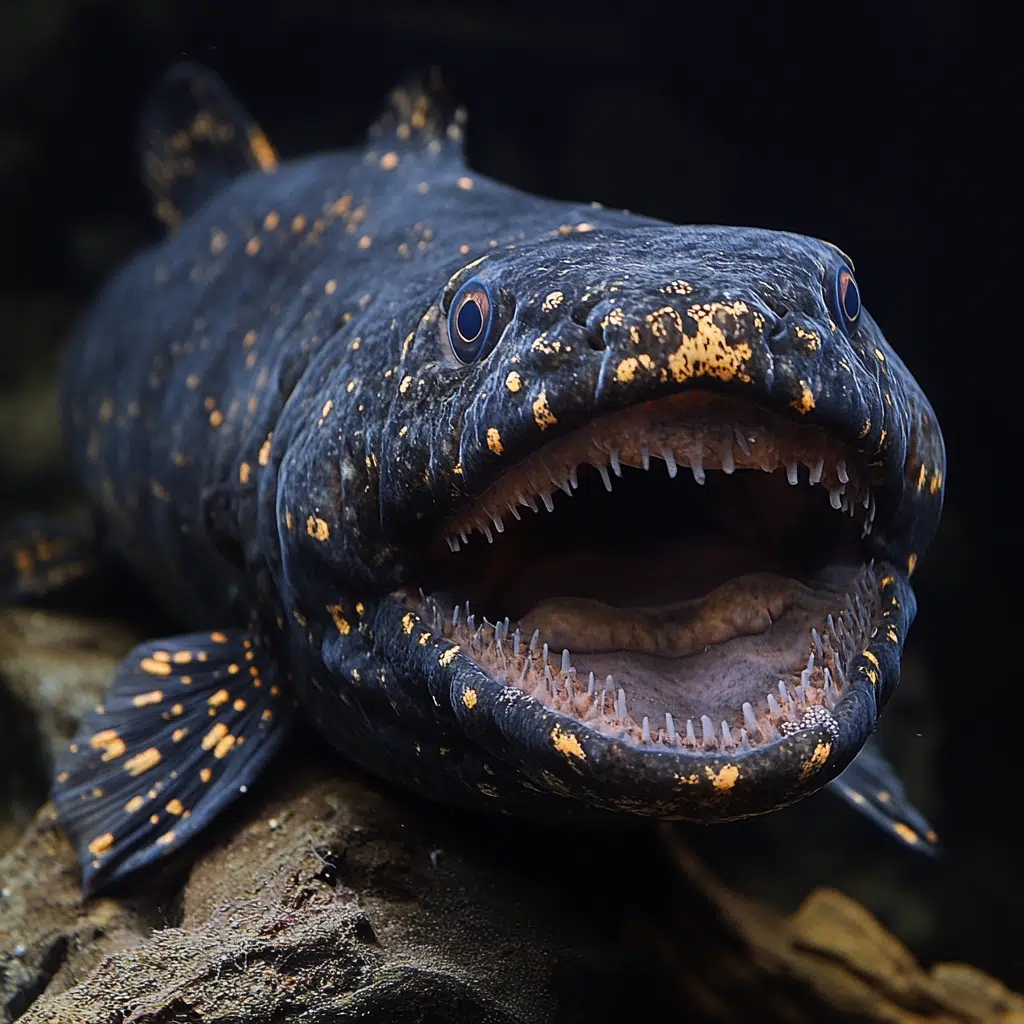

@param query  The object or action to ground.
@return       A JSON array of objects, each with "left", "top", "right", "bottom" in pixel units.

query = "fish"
[{"left": 0, "top": 63, "right": 945, "bottom": 893}]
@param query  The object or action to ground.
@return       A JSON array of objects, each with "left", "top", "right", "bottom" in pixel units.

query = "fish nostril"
[
  {"left": 571, "top": 300, "right": 606, "bottom": 350},
  {"left": 762, "top": 293, "right": 790, "bottom": 319},
  {"left": 760, "top": 294, "right": 790, "bottom": 345}
]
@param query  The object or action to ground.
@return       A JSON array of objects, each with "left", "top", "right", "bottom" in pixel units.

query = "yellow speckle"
[
  {"left": 705, "top": 764, "right": 740, "bottom": 791},
  {"left": 615, "top": 357, "right": 639, "bottom": 382},
  {"left": 327, "top": 604, "right": 351, "bottom": 635},
  {"left": 486, "top": 427, "right": 503, "bottom": 454},
  {"left": 124, "top": 795, "right": 145, "bottom": 814},
  {"left": 551, "top": 726, "right": 586, "bottom": 760},
  {"left": 321, "top": 399, "right": 334, "bottom": 419},
  {"left": 791, "top": 380, "right": 815, "bottom": 413},
  {"left": 800, "top": 742, "right": 833, "bottom": 780},
  {"left": 210, "top": 631, "right": 228, "bottom": 643},
  {"left": 907, "top": 553, "right": 918, "bottom": 575},
  {"left": 542, "top": 290, "right": 564, "bottom": 312},
  {"left": 324, "top": 279, "right": 337, "bottom": 295},
  {"left": 156, "top": 830, "right": 176, "bottom": 847},
  {"left": 172, "top": 727, "right": 188, "bottom": 742},
  {"left": 140, "top": 657, "right": 172, "bottom": 677},
  {"left": 209, "top": 409, "right": 224, "bottom": 428},
  {"left": 400, "top": 375, "right": 413, "bottom": 394},
  {"left": 245, "top": 236, "right": 261, "bottom": 256},
  {"left": 306, "top": 515, "right": 330, "bottom": 541},
  {"left": 202, "top": 723, "right": 229, "bottom": 751},
  {"left": 402, "top": 612, "right": 416, "bottom": 634},
  {"left": 662, "top": 279, "right": 694, "bottom": 296},
  {"left": 439, "top": 645, "right": 460, "bottom": 667},
  {"left": 258, "top": 434, "right": 273, "bottom": 466},
  {"left": 239, "top": 461, "right": 251, "bottom": 484},
  {"left": 132, "top": 690, "right": 163, "bottom": 707},
  {"left": 667, "top": 302, "right": 753, "bottom": 384},
  {"left": 125, "top": 747, "right": 162, "bottom": 776},
  {"left": 358, "top": 234, "right": 373, "bottom": 249},
  {"left": 459, "top": 243, "right": 470, "bottom": 254},
  {"left": 380, "top": 151, "right": 400, "bottom": 170},
  {"left": 88, "top": 833, "right": 114, "bottom": 856},
  {"left": 457, "top": 175, "right": 474, "bottom": 190},
  {"left": 462, "top": 688, "right": 478, "bottom": 708},
  {"left": 97, "top": 397, "right": 115, "bottom": 423},
  {"left": 355, "top": 601, "right": 365, "bottom": 616},
  {"left": 291, "top": 214, "right": 307, "bottom": 233},
  {"left": 200, "top": 767, "right": 213, "bottom": 783},
  {"left": 418, "top": 631, "right": 431, "bottom": 645},
  {"left": 893, "top": 822, "right": 920, "bottom": 845},
  {"left": 532, "top": 391, "right": 557, "bottom": 430},
  {"left": 863, "top": 649, "right": 880, "bottom": 668},
  {"left": 214, "top": 734, "right": 236, "bottom": 758},
  {"left": 263, "top": 210, "right": 280, "bottom": 231},
  {"left": 166, "top": 798, "right": 184, "bottom": 816},
  {"left": 210, "top": 228, "right": 227, "bottom": 254},
  {"left": 505, "top": 371, "right": 522, "bottom": 392},
  {"left": 208, "top": 688, "right": 230, "bottom": 707}
]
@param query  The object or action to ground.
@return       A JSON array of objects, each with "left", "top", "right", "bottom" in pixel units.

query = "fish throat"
[{"left": 412, "top": 391, "right": 880, "bottom": 752}]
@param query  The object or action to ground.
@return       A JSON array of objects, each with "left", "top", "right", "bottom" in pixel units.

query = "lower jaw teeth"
[{"left": 417, "top": 574, "right": 872, "bottom": 751}]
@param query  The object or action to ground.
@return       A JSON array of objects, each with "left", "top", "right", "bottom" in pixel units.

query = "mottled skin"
[{"left": 51, "top": 68, "right": 944, "bottom": 889}]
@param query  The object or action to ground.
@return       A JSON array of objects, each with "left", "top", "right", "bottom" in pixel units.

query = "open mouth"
[{"left": 413, "top": 391, "right": 880, "bottom": 753}]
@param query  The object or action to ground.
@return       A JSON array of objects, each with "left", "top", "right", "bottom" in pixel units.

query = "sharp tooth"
[
  {"left": 518, "top": 658, "right": 530, "bottom": 684},
  {"left": 809, "top": 456, "right": 824, "bottom": 485},
  {"left": 610, "top": 447, "right": 622, "bottom": 476},
  {"left": 452, "top": 605, "right": 460, "bottom": 628},
  {"left": 742, "top": 702, "right": 759, "bottom": 734},
  {"left": 545, "top": 665, "right": 556, "bottom": 697},
  {"left": 564, "top": 675, "right": 575, "bottom": 698},
  {"left": 837, "top": 458, "right": 849, "bottom": 484},
  {"left": 767, "top": 693, "right": 781, "bottom": 718},
  {"left": 561, "top": 649, "right": 571, "bottom": 672},
  {"left": 665, "top": 713, "right": 676, "bottom": 745},
  {"left": 509, "top": 504, "right": 522, "bottom": 520},
  {"left": 739, "top": 728, "right": 750, "bottom": 750},
  {"left": 483, "top": 525, "right": 494, "bottom": 543},
  {"left": 520, "top": 495, "right": 538, "bottom": 512},
  {"left": 721, "top": 444, "right": 736, "bottom": 475},
  {"left": 641, "top": 716, "right": 651, "bottom": 743},
  {"left": 513, "top": 629, "right": 521, "bottom": 657},
  {"left": 829, "top": 487, "right": 842, "bottom": 509},
  {"left": 556, "top": 478, "right": 573, "bottom": 497},
  {"left": 540, "top": 491, "right": 555, "bottom": 512},
  {"left": 466, "top": 613, "right": 475, "bottom": 632},
  {"left": 721, "top": 721, "right": 733, "bottom": 746},
  {"left": 640, "top": 444, "right": 650, "bottom": 470},
  {"left": 446, "top": 536, "right": 458, "bottom": 552},
  {"left": 795, "top": 684, "right": 807, "bottom": 703},
  {"left": 662, "top": 446, "right": 678, "bottom": 478},
  {"left": 617, "top": 687, "right": 627, "bottom": 719},
  {"left": 689, "top": 452, "right": 706, "bottom": 485},
  {"left": 700, "top": 715, "right": 715, "bottom": 748},
  {"left": 780, "top": 680, "right": 797, "bottom": 719},
  {"left": 542, "top": 642, "right": 549, "bottom": 666},
  {"left": 786, "top": 461, "right": 799, "bottom": 485},
  {"left": 685, "top": 718, "right": 697, "bottom": 747},
  {"left": 529, "top": 628, "right": 540, "bottom": 652},
  {"left": 460, "top": 530, "right": 469, "bottom": 544},
  {"left": 597, "top": 464, "right": 613, "bottom": 491},
  {"left": 824, "top": 668, "right": 837, "bottom": 707},
  {"left": 569, "top": 467, "right": 579, "bottom": 489},
  {"left": 862, "top": 488, "right": 871, "bottom": 509},
  {"left": 827, "top": 614, "right": 836, "bottom": 635},
  {"left": 587, "top": 671, "right": 595, "bottom": 695},
  {"left": 491, "top": 514, "right": 504, "bottom": 533},
  {"left": 811, "top": 628, "right": 823, "bottom": 663},
  {"left": 734, "top": 426, "right": 751, "bottom": 457}
]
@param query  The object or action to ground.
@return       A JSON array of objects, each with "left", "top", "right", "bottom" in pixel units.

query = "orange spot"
[
  {"left": 245, "top": 237, "right": 261, "bottom": 256},
  {"left": 209, "top": 409, "right": 224, "bottom": 428},
  {"left": 132, "top": 690, "right": 164, "bottom": 707},
  {"left": 208, "top": 689, "right": 230, "bottom": 707},
  {"left": 202, "top": 723, "right": 229, "bottom": 750},
  {"left": 263, "top": 210, "right": 280, "bottom": 231},
  {"left": 140, "top": 657, "right": 172, "bottom": 677},
  {"left": 166, "top": 798, "right": 184, "bottom": 815},
  {"left": 125, "top": 747, "right": 162, "bottom": 776},
  {"left": 88, "top": 833, "right": 114, "bottom": 856}
]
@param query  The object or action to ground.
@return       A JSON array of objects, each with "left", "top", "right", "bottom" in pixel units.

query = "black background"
[{"left": 1, "top": 0, "right": 1018, "bottom": 988}]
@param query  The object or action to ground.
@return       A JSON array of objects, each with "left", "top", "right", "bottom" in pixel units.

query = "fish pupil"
[{"left": 457, "top": 298, "right": 484, "bottom": 342}]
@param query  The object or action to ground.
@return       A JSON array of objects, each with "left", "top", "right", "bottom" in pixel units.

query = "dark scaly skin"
[{"left": 61, "top": 78, "right": 945, "bottom": 833}]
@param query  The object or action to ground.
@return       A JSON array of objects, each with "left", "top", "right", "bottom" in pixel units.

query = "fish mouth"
[{"left": 415, "top": 390, "right": 886, "bottom": 754}]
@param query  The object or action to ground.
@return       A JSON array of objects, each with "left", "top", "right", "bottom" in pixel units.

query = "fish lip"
[{"left": 389, "top": 560, "right": 912, "bottom": 820}]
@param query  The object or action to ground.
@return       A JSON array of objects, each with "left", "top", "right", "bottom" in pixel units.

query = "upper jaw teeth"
[{"left": 442, "top": 419, "right": 876, "bottom": 552}]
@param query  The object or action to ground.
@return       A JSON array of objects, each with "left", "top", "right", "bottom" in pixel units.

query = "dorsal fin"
[
  {"left": 138, "top": 62, "right": 278, "bottom": 231},
  {"left": 367, "top": 68, "right": 466, "bottom": 163}
]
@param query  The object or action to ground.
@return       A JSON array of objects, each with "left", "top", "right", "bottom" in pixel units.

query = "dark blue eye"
[
  {"left": 448, "top": 279, "right": 496, "bottom": 363},
  {"left": 834, "top": 265, "right": 861, "bottom": 330}
]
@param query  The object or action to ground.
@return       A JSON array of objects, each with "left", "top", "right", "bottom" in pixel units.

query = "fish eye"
[
  {"left": 448, "top": 279, "right": 495, "bottom": 363},
  {"left": 834, "top": 265, "right": 861, "bottom": 331}
]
